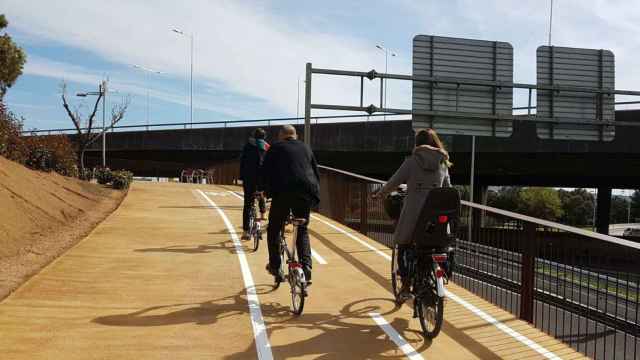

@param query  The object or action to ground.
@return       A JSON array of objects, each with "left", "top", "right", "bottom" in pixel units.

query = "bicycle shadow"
[
  {"left": 134, "top": 239, "right": 250, "bottom": 255},
  {"left": 158, "top": 205, "right": 244, "bottom": 210},
  {"left": 307, "top": 228, "right": 507, "bottom": 360},
  {"left": 92, "top": 285, "right": 285, "bottom": 327},
  {"left": 227, "top": 297, "right": 429, "bottom": 359}
]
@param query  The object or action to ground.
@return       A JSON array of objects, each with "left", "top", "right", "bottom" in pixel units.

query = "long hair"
[{"left": 415, "top": 128, "right": 452, "bottom": 167}]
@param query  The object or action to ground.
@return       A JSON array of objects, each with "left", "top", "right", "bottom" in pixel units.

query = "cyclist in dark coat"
[
  {"left": 240, "top": 128, "right": 269, "bottom": 239},
  {"left": 262, "top": 125, "right": 320, "bottom": 283}
]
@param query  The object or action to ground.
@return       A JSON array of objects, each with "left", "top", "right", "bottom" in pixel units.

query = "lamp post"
[
  {"left": 133, "top": 65, "right": 163, "bottom": 130},
  {"left": 376, "top": 44, "right": 396, "bottom": 121},
  {"left": 77, "top": 80, "right": 107, "bottom": 167},
  {"left": 172, "top": 28, "right": 194, "bottom": 128}
]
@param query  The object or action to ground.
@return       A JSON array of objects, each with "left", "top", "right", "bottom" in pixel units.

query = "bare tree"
[{"left": 61, "top": 81, "right": 130, "bottom": 172}]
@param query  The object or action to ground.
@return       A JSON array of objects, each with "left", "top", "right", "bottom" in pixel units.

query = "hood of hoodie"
[{"left": 413, "top": 146, "right": 444, "bottom": 171}]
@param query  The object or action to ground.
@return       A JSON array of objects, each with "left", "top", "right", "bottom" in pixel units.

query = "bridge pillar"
[
  {"left": 472, "top": 184, "right": 488, "bottom": 230},
  {"left": 596, "top": 187, "right": 612, "bottom": 235}
]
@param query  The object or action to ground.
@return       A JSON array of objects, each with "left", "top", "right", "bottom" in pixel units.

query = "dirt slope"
[{"left": 0, "top": 156, "right": 125, "bottom": 299}]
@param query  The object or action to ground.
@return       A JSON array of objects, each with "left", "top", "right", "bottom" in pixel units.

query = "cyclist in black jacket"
[
  {"left": 239, "top": 128, "right": 269, "bottom": 239},
  {"left": 262, "top": 125, "right": 320, "bottom": 283}
]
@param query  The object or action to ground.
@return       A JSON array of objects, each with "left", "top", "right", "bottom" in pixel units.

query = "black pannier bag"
[{"left": 412, "top": 187, "right": 460, "bottom": 250}]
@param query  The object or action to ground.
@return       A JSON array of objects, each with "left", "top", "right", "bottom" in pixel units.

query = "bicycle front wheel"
[{"left": 417, "top": 291, "right": 444, "bottom": 339}]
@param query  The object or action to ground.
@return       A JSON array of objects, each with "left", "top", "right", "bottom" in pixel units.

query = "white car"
[{"left": 622, "top": 228, "right": 640, "bottom": 237}]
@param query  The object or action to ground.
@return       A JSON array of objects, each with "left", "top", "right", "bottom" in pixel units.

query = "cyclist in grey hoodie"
[{"left": 373, "top": 128, "right": 452, "bottom": 301}]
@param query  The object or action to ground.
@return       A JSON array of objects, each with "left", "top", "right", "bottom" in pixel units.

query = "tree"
[
  {"left": 61, "top": 81, "right": 130, "bottom": 171},
  {"left": 558, "top": 189, "right": 594, "bottom": 226},
  {"left": 487, "top": 186, "right": 522, "bottom": 211},
  {"left": 0, "top": 14, "right": 27, "bottom": 99},
  {"left": 631, "top": 190, "right": 640, "bottom": 222},
  {"left": 610, "top": 195, "right": 630, "bottom": 224},
  {"left": 518, "top": 187, "right": 564, "bottom": 221}
]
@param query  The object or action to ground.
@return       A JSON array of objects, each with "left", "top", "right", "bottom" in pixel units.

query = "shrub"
[
  {"left": 111, "top": 170, "right": 133, "bottom": 190},
  {"left": 22, "top": 135, "right": 78, "bottom": 176},
  {"left": 0, "top": 101, "right": 27, "bottom": 163},
  {"left": 95, "top": 167, "right": 113, "bottom": 185}
]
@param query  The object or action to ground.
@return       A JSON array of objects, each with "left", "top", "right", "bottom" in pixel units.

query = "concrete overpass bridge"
[
  {"left": 54, "top": 109, "right": 640, "bottom": 234},
  {"left": 72, "top": 110, "right": 640, "bottom": 189}
]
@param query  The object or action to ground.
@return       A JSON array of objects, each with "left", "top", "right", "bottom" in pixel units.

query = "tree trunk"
[{"left": 79, "top": 148, "right": 86, "bottom": 174}]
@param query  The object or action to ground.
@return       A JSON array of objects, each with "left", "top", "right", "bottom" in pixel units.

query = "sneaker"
[
  {"left": 265, "top": 264, "right": 285, "bottom": 282},
  {"left": 303, "top": 267, "right": 312, "bottom": 286},
  {"left": 396, "top": 280, "right": 412, "bottom": 304}
]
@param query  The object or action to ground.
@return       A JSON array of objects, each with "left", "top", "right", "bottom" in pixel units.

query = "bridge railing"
[
  {"left": 317, "top": 165, "right": 639, "bottom": 360},
  {"left": 22, "top": 114, "right": 407, "bottom": 135}
]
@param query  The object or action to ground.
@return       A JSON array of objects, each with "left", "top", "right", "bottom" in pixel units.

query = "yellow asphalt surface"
[{"left": 0, "top": 182, "right": 586, "bottom": 359}]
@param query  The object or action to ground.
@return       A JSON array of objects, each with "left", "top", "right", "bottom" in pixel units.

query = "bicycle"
[
  {"left": 403, "top": 245, "right": 449, "bottom": 338},
  {"left": 387, "top": 187, "right": 460, "bottom": 339},
  {"left": 247, "top": 192, "right": 264, "bottom": 252},
  {"left": 273, "top": 213, "right": 308, "bottom": 315}
]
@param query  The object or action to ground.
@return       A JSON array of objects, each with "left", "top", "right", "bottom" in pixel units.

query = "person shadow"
[
  {"left": 134, "top": 239, "right": 248, "bottom": 255},
  {"left": 92, "top": 290, "right": 430, "bottom": 359},
  {"left": 92, "top": 285, "right": 285, "bottom": 327}
]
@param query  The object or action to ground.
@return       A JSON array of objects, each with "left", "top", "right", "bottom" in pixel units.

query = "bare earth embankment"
[{"left": 0, "top": 156, "right": 125, "bottom": 299}]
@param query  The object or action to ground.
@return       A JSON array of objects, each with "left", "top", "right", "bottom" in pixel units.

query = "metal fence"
[{"left": 317, "top": 165, "right": 640, "bottom": 360}]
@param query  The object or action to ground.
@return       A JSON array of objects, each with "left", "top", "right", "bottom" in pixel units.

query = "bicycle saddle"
[{"left": 291, "top": 218, "right": 307, "bottom": 226}]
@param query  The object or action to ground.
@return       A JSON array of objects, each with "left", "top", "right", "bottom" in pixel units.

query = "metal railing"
[
  {"left": 22, "top": 113, "right": 405, "bottom": 135},
  {"left": 316, "top": 165, "right": 640, "bottom": 360}
]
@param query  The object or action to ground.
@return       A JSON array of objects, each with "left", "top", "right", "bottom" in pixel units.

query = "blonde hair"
[{"left": 415, "top": 128, "right": 452, "bottom": 168}]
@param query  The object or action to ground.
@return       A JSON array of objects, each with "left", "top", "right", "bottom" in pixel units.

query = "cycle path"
[{"left": 0, "top": 182, "right": 585, "bottom": 359}]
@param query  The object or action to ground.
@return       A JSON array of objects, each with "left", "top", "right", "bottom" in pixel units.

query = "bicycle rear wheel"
[
  {"left": 252, "top": 222, "right": 260, "bottom": 252},
  {"left": 391, "top": 244, "right": 402, "bottom": 298},
  {"left": 289, "top": 267, "right": 306, "bottom": 315},
  {"left": 416, "top": 284, "right": 444, "bottom": 339}
]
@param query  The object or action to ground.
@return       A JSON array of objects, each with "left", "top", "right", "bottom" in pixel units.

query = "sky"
[{"left": 2, "top": 0, "right": 640, "bottom": 130}]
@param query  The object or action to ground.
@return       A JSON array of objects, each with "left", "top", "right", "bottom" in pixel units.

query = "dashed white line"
[
  {"left": 195, "top": 190, "right": 273, "bottom": 360},
  {"left": 227, "top": 190, "right": 327, "bottom": 265},
  {"left": 445, "top": 291, "right": 561, "bottom": 360},
  {"left": 311, "top": 248, "right": 327, "bottom": 265},
  {"left": 310, "top": 215, "right": 391, "bottom": 261},
  {"left": 313, "top": 211, "right": 563, "bottom": 359},
  {"left": 369, "top": 312, "right": 424, "bottom": 360}
]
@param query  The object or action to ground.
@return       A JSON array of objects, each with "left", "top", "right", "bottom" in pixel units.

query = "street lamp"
[
  {"left": 133, "top": 65, "right": 163, "bottom": 130},
  {"left": 172, "top": 28, "right": 194, "bottom": 128},
  {"left": 376, "top": 44, "right": 397, "bottom": 121},
  {"left": 77, "top": 80, "right": 107, "bottom": 167}
]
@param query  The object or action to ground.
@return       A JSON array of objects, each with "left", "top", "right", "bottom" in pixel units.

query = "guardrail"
[
  {"left": 316, "top": 165, "right": 639, "bottom": 360},
  {"left": 22, "top": 113, "right": 405, "bottom": 135}
]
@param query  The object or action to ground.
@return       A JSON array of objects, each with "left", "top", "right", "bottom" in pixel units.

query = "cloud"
[
  {"left": 4, "top": 0, "right": 640, "bottom": 121},
  {"left": 3, "top": 0, "right": 389, "bottom": 117}
]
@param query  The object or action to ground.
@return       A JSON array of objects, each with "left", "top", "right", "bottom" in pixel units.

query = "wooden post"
[
  {"left": 360, "top": 182, "right": 369, "bottom": 235},
  {"left": 520, "top": 222, "right": 536, "bottom": 323}
]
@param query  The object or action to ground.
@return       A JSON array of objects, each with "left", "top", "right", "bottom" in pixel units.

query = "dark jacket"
[
  {"left": 262, "top": 138, "right": 320, "bottom": 205},
  {"left": 239, "top": 138, "right": 267, "bottom": 185}
]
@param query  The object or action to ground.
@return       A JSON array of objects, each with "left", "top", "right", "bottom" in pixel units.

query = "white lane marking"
[
  {"left": 445, "top": 291, "right": 561, "bottom": 360},
  {"left": 315, "top": 212, "right": 563, "bottom": 360},
  {"left": 311, "top": 248, "right": 327, "bottom": 265},
  {"left": 310, "top": 215, "right": 391, "bottom": 261},
  {"left": 195, "top": 190, "right": 273, "bottom": 360},
  {"left": 205, "top": 191, "right": 231, "bottom": 197},
  {"left": 369, "top": 312, "right": 424, "bottom": 360},
  {"left": 228, "top": 191, "right": 244, "bottom": 200},
  {"left": 228, "top": 191, "right": 327, "bottom": 265}
]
